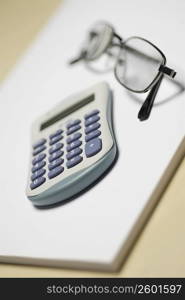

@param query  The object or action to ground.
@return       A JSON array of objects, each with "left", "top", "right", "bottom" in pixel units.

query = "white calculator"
[{"left": 26, "top": 82, "right": 117, "bottom": 206}]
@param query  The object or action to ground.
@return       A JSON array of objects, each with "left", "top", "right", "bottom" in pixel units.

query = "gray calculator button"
[
  {"left": 67, "top": 124, "right": 81, "bottom": 135},
  {"left": 31, "top": 168, "right": 46, "bottom": 181},
  {"left": 67, "top": 132, "right": 82, "bottom": 144},
  {"left": 49, "top": 142, "right": 63, "bottom": 154},
  {"left": 32, "top": 145, "right": 46, "bottom": 156},
  {"left": 48, "top": 165, "right": 64, "bottom": 179},
  {"left": 32, "top": 161, "right": 46, "bottom": 173},
  {"left": 49, "top": 150, "right": 63, "bottom": 162},
  {"left": 67, "top": 140, "right": 82, "bottom": 152},
  {"left": 66, "top": 155, "right": 83, "bottom": 169},
  {"left": 66, "top": 148, "right": 82, "bottom": 160},
  {"left": 30, "top": 177, "right": 46, "bottom": 190},
  {"left": 84, "top": 109, "right": 100, "bottom": 119},
  {"left": 85, "top": 130, "right": 101, "bottom": 142},
  {"left": 49, "top": 134, "right": 63, "bottom": 145},
  {"left": 67, "top": 119, "right": 81, "bottom": 129},
  {"left": 49, "top": 129, "right": 63, "bottom": 139},
  {"left": 85, "top": 138, "right": 102, "bottom": 157},
  {"left": 85, "top": 122, "right": 100, "bottom": 134},
  {"left": 33, "top": 138, "right": 46, "bottom": 149},
  {"left": 85, "top": 115, "right": 100, "bottom": 127},
  {"left": 32, "top": 153, "right": 46, "bottom": 165},
  {"left": 48, "top": 158, "right": 64, "bottom": 170}
]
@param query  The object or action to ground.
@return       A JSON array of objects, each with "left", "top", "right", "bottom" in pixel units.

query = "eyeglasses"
[{"left": 69, "top": 21, "right": 177, "bottom": 121}]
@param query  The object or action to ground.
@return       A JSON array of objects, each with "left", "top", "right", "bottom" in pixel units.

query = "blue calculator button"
[
  {"left": 32, "top": 153, "right": 46, "bottom": 165},
  {"left": 31, "top": 168, "right": 46, "bottom": 181},
  {"left": 49, "top": 129, "right": 63, "bottom": 139},
  {"left": 48, "top": 158, "right": 64, "bottom": 170},
  {"left": 66, "top": 132, "right": 82, "bottom": 144},
  {"left": 85, "top": 130, "right": 101, "bottom": 142},
  {"left": 84, "top": 109, "right": 100, "bottom": 119},
  {"left": 66, "top": 155, "right": 83, "bottom": 169},
  {"left": 33, "top": 138, "right": 46, "bottom": 149},
  {"left": 32, "top": 161, "right": 46, "bottom": 173},
  {"left": 49, "top": 142, "right": 63, "bottom": 154},
  {"left": 85, "top": 115, "right": 100, "bottom": 127},
  {"left": 85, "top": 122, "right": 100, "bottom": 134},
  {"left": 67, "top": 119, "right": 81, "bottom": 129},
  {"left": 48, "top": 165, "right": 64, "bottom": 179},
  {"left": 49, "top": 150, "right": 63, "bottom": 162},
  {"left": 67, "top": 140, "right": 82, "bottom": 152},
  {"left": 85, "top": 138, "right": 102, "bottom": 157},
  {"left": 66, "top": 147, "right": 82, "bottom": 160},
  {"left": 49, "top": 134, "right": 63, "bottom": 145},
  {"left": 30, "top": 177, "right": 46, "bottom": 190},
  {"left": 32, "top": 145, "right": 46, "bottom": 156},
  {"left": 67, "top": 124, "right": 81, "bottom": 135}
]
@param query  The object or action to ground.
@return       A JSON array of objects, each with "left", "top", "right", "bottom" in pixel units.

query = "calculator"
[{"left": 26, "top": 82, "right": 117, "bottom": 206}]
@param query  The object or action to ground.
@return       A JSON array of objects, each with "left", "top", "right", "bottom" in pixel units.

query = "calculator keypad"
[
  {"left": 32, "top": 153, "right": 46, "bottom": 165},
  {"left": 85, "top": 122, "right": 100, "bottom": 134},
  {"left": 49, "top": 134, "right": 63, "bottom": 145},
  {"left": 66, "top": 148, "right": 82, "bottom": 160},
  {"left": 66, "top": 132, "right": 82, "bottom": 144},
  {"left": 30, "top": 110, "right": 103, "bottom": 190},
  {"left": 85, "top": 115, "right": 100, "bottom": 127},
  {"left": 32, "top": 160, "right": 46, "bottom": 173},
  {"left": 67, "top": 124, "right": 81, "bottom": 135},
  {"left": 33, "top": 145, "right": 46, "bottom": 156},
  {"left": 66, "top": 155, "right": 83, "bottom": 169},
  {"left": 49, "top": 150, "right": 64, "bottom": 162},
  {"left": 48, "top": 165, "right": 64, "bottom": 179},
  {"left": 33, "top": 138, "right": 46, "bottom": 149},
  {"left": 31, "top": 168, "right": 46, "bottom": 181},
  {"left": 66, "top": 140, "right": 82, "bottom": 152},
  {"left": 85, "top": 130, "right": 101, "bottom": 142},
  {"left": 49, "top": 142, "right": 63, "bottom": 154},
  {"left": 84, "top": 109, "right": 99, "bottom": 119},
  {"left": 30, "top": 177, "right": 46, "bottom": 190},
  {"left": 48, "top": 158, "right": 64, "bottom": 170}
]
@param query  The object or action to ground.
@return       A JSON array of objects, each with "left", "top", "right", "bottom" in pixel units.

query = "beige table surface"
[{"left": 0, "top": 0, "right": 185, "bottom": 278}]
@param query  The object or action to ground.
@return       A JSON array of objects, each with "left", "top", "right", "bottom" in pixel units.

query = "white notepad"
[{"left": 0, "top": 0, "right": 185, "bottom": 271}]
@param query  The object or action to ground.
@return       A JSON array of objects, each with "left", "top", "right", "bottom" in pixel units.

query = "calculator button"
[
  {"left": 66, "top": 148, "right": 82, "bottom": 160},
  {"left": 85, "top": 115, "right": 100, "bottom": 127},
  {"left": 66, "top": 132, "right": 82, "bottom": 144},
  {"left": 85, "top": 122, "right": 100, "bottom": 134},
  {"left": 48, "top": 166, "right": 64, "bottom": 179},
  {"left": 85, "top": 130, "right": 101, "bottom": 142},
  {"left": 49, "top": 134, "right": 63, "bottom": 145},
  {"left": 49, "top": 142, "right": 63, "bottom": 154},
  {"left": 67, "top": 124, "right": 81, "bottom": 135},
  {"left": 85, "top": 138, "right": 102, "bottom": 157},
  {"left": 67, "top": 119, "right": 81, "bottom": 129},
  {"left": 33, "top": 138, "right": 46, "bottom": 149},
  {"left": 49, "top": 129, "right": 63, "bottom": 139},
  {"left": 30, "top": 177, "right": 46, "bottom": 190},
  {"left": 31, "top": 168, "right": 46, "bottom": 181},
  {"left": 49, "top": 150, "right": 64, "bottom": 162},
  {"left": 66, "top": 156, "right": 83, "bottom": 169},
  {"left": 32, "top": 153, "right": 46, "bottom": 165},
  {"left": 84, "top": 109, "right": 100, "bottom": 119},
  {"left": 32, "top": 145, "right": 46, "bottom": 156},
  {"left": 48, "top": 158, "right": 64, "bottom": 170},
  {"left": 67, "top": 140, "right": 82, "bottom": 152},
  {"left": 32, "top": 161, "right": 46, "bottom": 173}
]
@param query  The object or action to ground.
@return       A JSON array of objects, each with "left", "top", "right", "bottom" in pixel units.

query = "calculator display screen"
[{"left": 40, "top": 94, "right": 95, "bottom": 131}]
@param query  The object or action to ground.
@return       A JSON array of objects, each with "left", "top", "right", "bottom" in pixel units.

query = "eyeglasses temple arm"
[
  {"left": 138, "top": 75, "right": 164, "bottom": 121},
  {"left": 68, "top": 50, "right": 87, "bottom": 65}
]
